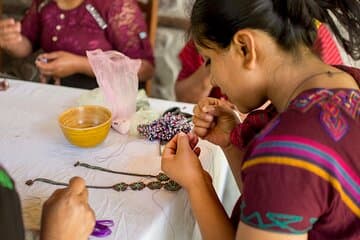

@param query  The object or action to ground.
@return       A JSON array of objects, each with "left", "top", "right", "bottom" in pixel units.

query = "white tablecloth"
[{"left": 0, "top": 80, "right": 239, "bottom": 240}]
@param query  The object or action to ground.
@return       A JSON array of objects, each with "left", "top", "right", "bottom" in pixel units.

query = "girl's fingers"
[
  {"left": 187, "top": 132, "right": 199, "bottom": 149},
  {"left": 192, "top": 115, "right": 213, "bottom": 129},
  {"left": 162, "top": 134, "right": 179, "bottom": 157},
  {"left": 193, "top": 126, "right": 209, "bottom": 138}
]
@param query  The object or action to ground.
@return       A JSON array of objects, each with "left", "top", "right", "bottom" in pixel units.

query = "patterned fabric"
[
  {"left": 240, "top": 201, "right": 318, "bottom": 234},
  {"left": 291, "top": 89, "right": 359, "bottom": 141},
  {"left": 21, "top": 0, "right": 154, "bottom": 63},
  {"left": 230, "top": 66, "right": 360, "bottom": 240},
  {"left": 230, "top": 104, "right": 277, "bottom": 150},
  {"left": 177, "top": 40, "right": 224, "bottom": 99},
  {"left": 0, "top": 166, "right": 25, "bottom": 239}
]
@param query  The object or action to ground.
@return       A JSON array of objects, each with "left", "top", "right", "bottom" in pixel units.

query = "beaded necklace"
[{"left": 26, "top": 162, "right": 181, "bottom": 192}]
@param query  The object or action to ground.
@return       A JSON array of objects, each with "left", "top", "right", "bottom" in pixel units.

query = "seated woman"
[
  {"left": 175, "top": 40, "right": 224, "bottom": 103},
  {"left": 175, "top": 23, "right": 344, "bottom": 103},
  {"left": 162, "top": 0, "right": 360, "bottom": 240},
  {"left": 0, "top": 0, "right": 154, "bottom": 89}
]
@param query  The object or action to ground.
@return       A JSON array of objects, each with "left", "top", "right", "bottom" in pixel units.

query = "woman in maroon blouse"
[{"left": 0, "top": 0, "right": 154, "bottom": 89}]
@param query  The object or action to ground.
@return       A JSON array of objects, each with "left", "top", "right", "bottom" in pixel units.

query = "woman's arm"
[
  {"left": 161, "top": 133, "right": 236, "bottom": 240},
  {"left": 0, "top": 19, "right": 33, "bottom": 58},
  {"left": 236, "top": 222, "right": 307, "bottom": 240},
  {"left": 3, "top": 36, "right": 32, "bottom": 58},
  {"left": 138, "top": 59, "right": 154, "bottom": 82},
  {"left": 222, "top": 144, "right": 245, "bottom": 191},
  {"left": 175, "top": 64, "right": 213, "bottom": 103},
  {"left": 106, "top": 0, "right": 155, "bottom": 82},
  {"left": 187, "top": 174, "right": 236, "bottom": 240}
]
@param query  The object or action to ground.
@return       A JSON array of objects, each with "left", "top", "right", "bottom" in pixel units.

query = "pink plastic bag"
[{"left": 87, "top": 49, "right": 141, "bottom": 134}]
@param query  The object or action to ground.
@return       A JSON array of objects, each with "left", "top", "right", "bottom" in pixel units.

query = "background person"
[{"left": 0, "top": 0, "right": 154, "bottom": 89}]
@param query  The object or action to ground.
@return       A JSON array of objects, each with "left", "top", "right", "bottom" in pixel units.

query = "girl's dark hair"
[{"left": 190, "top": 0, "right": 360, "bottom": 60}]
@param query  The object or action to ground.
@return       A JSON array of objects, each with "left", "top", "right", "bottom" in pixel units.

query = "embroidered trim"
[
  {"left": 38, "top": 0, "right": 51, "bottom": 12},
  {"left": 85, "top": 3, "right": 108, "bottom": 29},
  {"left": 240, "top": 201, "right": 317, "bottom": 234},
  {"left": 291, "top": 89, "right": 360, "bottom": 141}
]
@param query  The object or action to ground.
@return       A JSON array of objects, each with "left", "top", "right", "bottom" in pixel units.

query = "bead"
[
  {"left": 112, "top": 183, "right": 128, "bottom": 191},
  {"left": 164, "top": 180, "right": 181, "bottom": 192},
  {"left": 25, "top": 180, "right": 34, "bottom": 186},
  {"left": 52, "top": 36, "right": 58, "bottom": 42},
  {"left": 0, "top": 80, "right": 9, "bottom": 91},
  {"left": 129, "top": 182, "right": 146, "bottom": 191},
  {"left": 156, "top": 173, "right": 169, "bottom": 182},
  {"left": 147, "top": 181, "right": 163, "bottom": 190},
  {"left": 137, "top": 112, "right": 192, "bottom": 143}
]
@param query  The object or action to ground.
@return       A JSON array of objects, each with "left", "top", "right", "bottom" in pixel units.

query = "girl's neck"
[
  {"left": 55, "top": 0, "right": 84, "bottom": 10},
  {"left": 266, "top": 50, "right": 354, "bottom": 112}
]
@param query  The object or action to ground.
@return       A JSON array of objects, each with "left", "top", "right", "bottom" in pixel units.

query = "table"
[{"left": 0, "top": 80, "right": 239, "bottom": 240}]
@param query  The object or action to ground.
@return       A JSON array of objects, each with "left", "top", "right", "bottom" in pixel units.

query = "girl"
[{"left": 162, "top": 0, "right": 360, "bottom": 239}]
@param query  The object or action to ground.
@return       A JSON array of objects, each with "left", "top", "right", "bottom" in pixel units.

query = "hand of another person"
[
  {"left": 0, "top": 18, "right": 22, "bottom": 50},
  {"left": 162, "top": 132, "right": 212, "bottom": 190},
  {"left": 36, "top": 51, "right": 84, "bottom": 78},
  {"left": 198, "top": 63, "right": 212, "bottom": 88},
  {"left": 40, "top": 177, "right": 95, "bottom": 240},
  {"left": 193, "top": 98, "right": 245, "bottom": 148}
]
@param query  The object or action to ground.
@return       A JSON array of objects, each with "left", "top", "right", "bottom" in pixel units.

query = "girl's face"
[{"left": 197, "top": 42, "right": 267, "bottom": 113}]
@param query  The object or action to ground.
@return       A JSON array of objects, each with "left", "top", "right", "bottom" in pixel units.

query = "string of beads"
[{"left": 137, "top": 112, "right": 192, "bottom": 143}]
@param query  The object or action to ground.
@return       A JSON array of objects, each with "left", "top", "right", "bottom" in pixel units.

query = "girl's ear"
[{"left": 232, "top": 30, "right": 257, "bottom": 70}]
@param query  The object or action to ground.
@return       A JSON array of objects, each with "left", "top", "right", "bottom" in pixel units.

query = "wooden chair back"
[
  {"left": 137, "top": 0, "right": 158, "bottom": 48},
  {"left": 137, "top": 0, "right": 159, "bottom": 95}
]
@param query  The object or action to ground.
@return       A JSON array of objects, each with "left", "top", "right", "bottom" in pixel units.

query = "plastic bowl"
[{"left": 58, "top": 105, "right": 112, "bottom": 147}]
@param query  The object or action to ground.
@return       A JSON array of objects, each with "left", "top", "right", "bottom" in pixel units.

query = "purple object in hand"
[{"left": 92, "top": 220, "right": 114, "bottom": 238}]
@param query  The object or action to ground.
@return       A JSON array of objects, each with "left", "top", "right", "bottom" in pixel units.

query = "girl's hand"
[
  {"left": 36, "top": 51, "right": 85, "bottom": 78},
  {"left": 193, "top": 98, "right": 244, "bottom": 148},
  {"left": 162, "top": 132, "right": 211, "bottom": 191}
]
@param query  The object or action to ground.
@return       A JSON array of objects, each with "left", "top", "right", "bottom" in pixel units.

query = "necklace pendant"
[
  {"left": 156, "top": 173, "right": 170, "bottom": 182},
  {"left": 112, "top": 183, "right": 128, "bottom": 191},
  {"left": 147, "top": 181, "right": 163, "bottom": 190},
  {"left": 164, "top": 180, "right": 181, "bottom": 192},
  {"left": 129, "top": 182, "right": 146, "bottom": 191}
]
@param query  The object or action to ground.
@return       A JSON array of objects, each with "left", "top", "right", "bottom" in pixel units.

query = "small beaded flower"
[{"left": 137, "top": 112, "right": 192, "bottom": 143}]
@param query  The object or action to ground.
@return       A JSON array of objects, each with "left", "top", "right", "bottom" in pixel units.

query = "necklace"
[
  {"left": 283, "top": 70, "right": 344, "bottom": 110},
  {"left": 25, "top": 162, "right": 181, "bottom": 192},
  {"left": 74, "top": 161, "right": 169, "bottom": 180}
]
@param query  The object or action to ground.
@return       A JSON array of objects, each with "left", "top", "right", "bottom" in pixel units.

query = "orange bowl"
[{"left": 58, "top": 105, "right": 112, "bottom": 147}]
